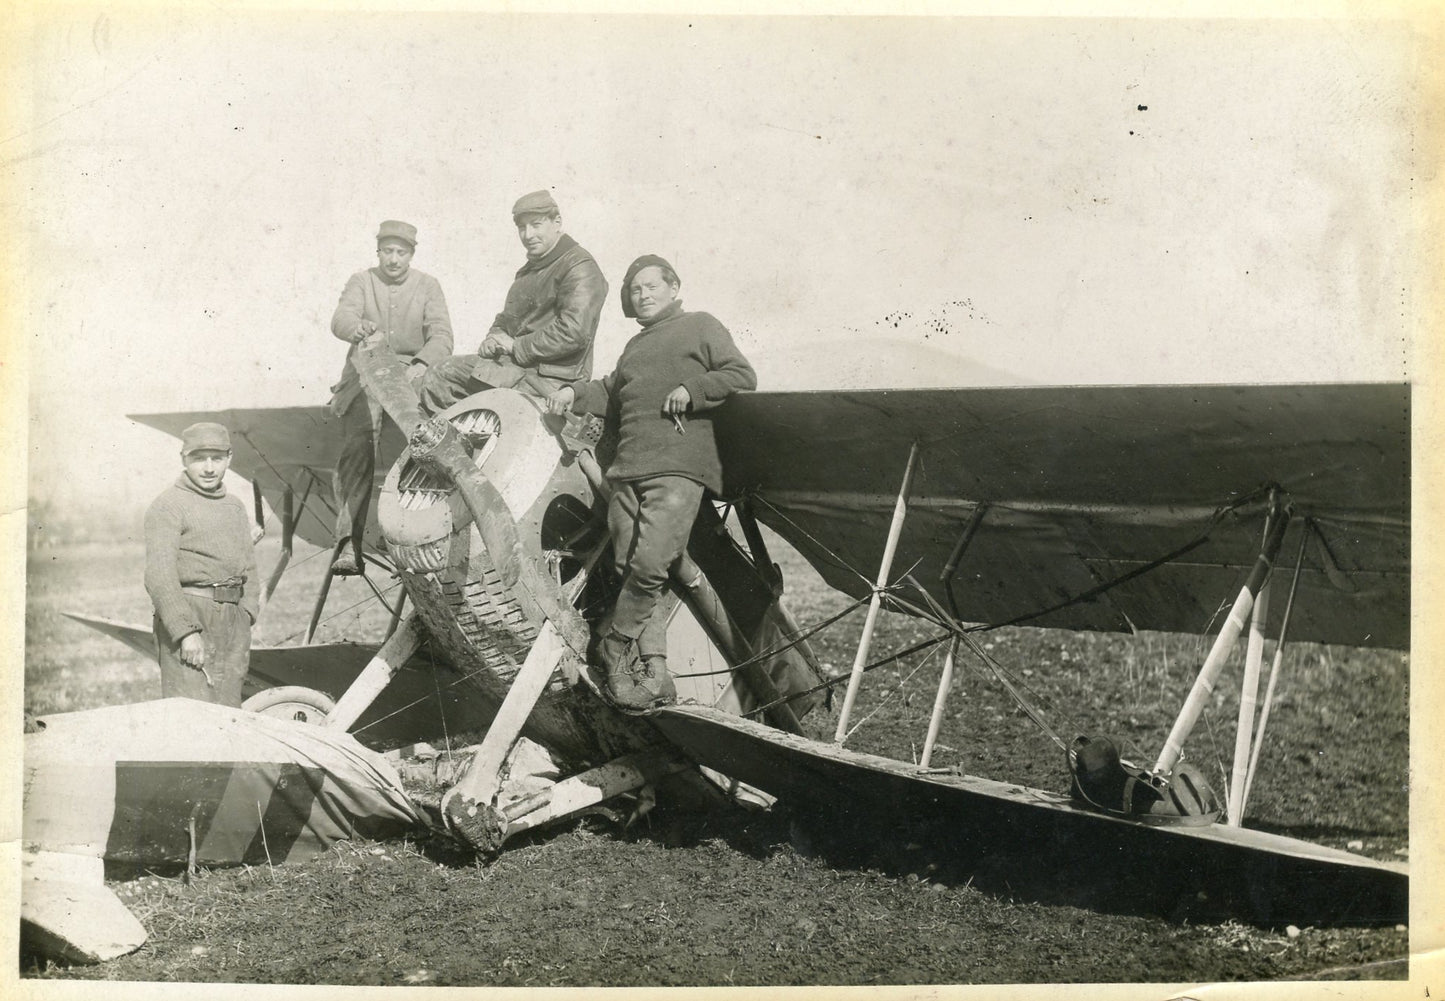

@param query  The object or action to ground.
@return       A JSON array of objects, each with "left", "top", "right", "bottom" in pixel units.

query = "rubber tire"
[{"left": 242, "top": 685, "right": 336, "bottom": 726}]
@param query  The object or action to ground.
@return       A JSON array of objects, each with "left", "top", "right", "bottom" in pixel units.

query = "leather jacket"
[{"left": 493, "top": 234, "right": 607, "bottom": 384}]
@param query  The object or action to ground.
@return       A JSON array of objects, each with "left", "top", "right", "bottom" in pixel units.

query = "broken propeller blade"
[
  {"left": 353, "top": 346, "right": 591, "bottom": 658},
  {"left": 353, "top": 338, "right": 525, "bottom": 593},
  {"left": 355, "top": 338, "right": 425, "bottom": 439}
]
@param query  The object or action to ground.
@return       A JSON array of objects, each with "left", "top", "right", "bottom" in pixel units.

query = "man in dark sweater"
[
  {"left": 418, "top": 190, "right": 607, "bottom": 412},
  {"left": 330, "top": 219, "right": 454, "bottom": 575},
  {"left": 548, "top": 255, "right": 756, "bottom": 711},
  {"left": 143, "top": 422, "right": 259, "bottom": 707}
]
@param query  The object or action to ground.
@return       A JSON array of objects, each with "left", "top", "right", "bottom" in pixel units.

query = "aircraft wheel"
[{"left": 242, "top": 685, "right": 336, "bottom": 725}]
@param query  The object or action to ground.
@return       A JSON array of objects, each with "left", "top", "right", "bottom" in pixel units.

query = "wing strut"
[
  {"left": 1154, "top": 498, "right": 1290, "bottom": 776},
  {"left": 671, "top": 557, "right": 805, "bottom": 735},
  {"left": 834, "top": 441, "right": 920, "bottom": 744},
  {"left": 252, "top": 481, "right": 265, "bottom": 535},
  {"left": 384, "top": 589, "right": 409, "bottom": 640},
  {"left": 324, "top": 615, "right": 425, "bottom": 732},
  {"left": 918, "top": 638, "right": 959, "bottom": 769},
  {"left": 921, "top": 504, "right": 988, "bottom": 768},
  {"left": 258, "top": 486, "right": 298, "bottom": 618},
  {"left": 1227, "top": 511, "right": 1277, "bottom": 825},
  {"left": 305, "top": 541, "right": 347, "bottom": 644},
  {"left": 1240, "top": 524, "right": 1311, "bottom": 817}
]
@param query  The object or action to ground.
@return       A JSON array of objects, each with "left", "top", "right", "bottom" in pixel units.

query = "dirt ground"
[{"left": 20, "top": 538, "right": 1410, "bottom": 987}]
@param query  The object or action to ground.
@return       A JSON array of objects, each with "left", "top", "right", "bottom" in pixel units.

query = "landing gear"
[{"left": 242, "top": 685, "right": 336, "bottom": 725}]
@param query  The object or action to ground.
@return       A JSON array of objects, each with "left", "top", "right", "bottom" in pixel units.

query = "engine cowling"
[
  {"left": 374, "top": 390, "right": 626, "bottom": 763},
  {"left": 377, "top": 389, "right": 598, "bottom": 579}
]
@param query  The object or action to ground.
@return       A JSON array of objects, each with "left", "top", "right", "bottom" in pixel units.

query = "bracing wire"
[
  {"left": 739, "top": 483, "right": 1282, "bottom": 724},
  {"left": 359, "top": 571, "right": 403, "bottom": 619},
  {"left": 274, "top": 580, "right": 405, "bottom": 646},
  {"left": 744, "top": 633, "right": 953, "bottom": 721},
  {"left": 235, "top": 433, "right": 337, "bottom": 541},
  {"left": 841, "top": 637, "right": 943, "bottom": 743},
  {"left": 748, "top": 494, "right": 878, "bottom": 591},
  {"left": 892, "top": 578, "right": 1071, "bottom": 752},
  {"left": 670, "top": 594, "right": 871, "bottom": 679}
]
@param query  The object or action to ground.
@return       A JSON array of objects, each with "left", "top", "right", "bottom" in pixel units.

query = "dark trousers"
[
  {"left": 606, "top": 475, "right": 706, "bottom": 659},
  {"left": 155, "top": 594, "right": 251, "bottom": 707},
  {"left": 417, "top": 355, "right": 563, "bottom": 414},
  {"left": 332, "top": 395, "right": 405, "bottom": 557}
]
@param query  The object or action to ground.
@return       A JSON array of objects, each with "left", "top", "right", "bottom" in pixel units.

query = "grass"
[{"left": 21, "top": 532, "right": 1409, "bottom": 985}]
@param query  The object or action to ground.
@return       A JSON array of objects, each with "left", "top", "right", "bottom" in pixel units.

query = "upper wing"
[
  {"left": 717, "top": 383, "right": 1408, "bottom": 649},
  {"left": 129, "top": 406, "right": 403, "bottom": 553}
]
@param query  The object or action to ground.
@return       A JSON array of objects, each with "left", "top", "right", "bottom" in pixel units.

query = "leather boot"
[
  {"left": 593, "top": 631, "right": 674, "bottom": 712},
  {"left": 640, "top": 655, "right": 677, "bottom": 705},
  {"left": 330, "top": 544, "right": 363, "bottom": 576}
]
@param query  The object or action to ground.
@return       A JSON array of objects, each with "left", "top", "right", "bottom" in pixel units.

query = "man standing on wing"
[
  {"left": 548, "top": 255, "right": 756, "bottom": 711},
  {"left": 329, "top": 219, "right": 454, "bottom": 575},
  {"left": 418, "top": 190, "right": 607, "bottom": 411},
  {"left": 144, "top": 422, "right": 258, "bottom": 707}
]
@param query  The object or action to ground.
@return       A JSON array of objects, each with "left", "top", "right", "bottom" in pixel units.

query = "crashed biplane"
[{"left": 27, "top": 341, "right": 1408, "bottom": 960}]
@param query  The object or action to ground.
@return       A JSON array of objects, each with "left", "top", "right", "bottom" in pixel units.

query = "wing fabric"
[
  {"left": 130, "top": 407, "right": 406, "bottom": 553},
  {"left": 62, "top": 614, "right": 494, "bottom": 750},
  {"left": 716, "top": 384, "right": 1408, "bottom": 649}
]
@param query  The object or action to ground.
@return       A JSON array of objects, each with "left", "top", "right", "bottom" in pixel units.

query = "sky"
[{"left": 5, "top": 8, "right": 1432, "bottom": 521}]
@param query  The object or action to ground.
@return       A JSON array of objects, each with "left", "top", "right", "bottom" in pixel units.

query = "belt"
[{"left": 182, "top": 584, "right": 244, "bottom": 604}]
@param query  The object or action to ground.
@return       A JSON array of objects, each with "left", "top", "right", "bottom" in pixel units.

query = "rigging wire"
[
  {"left": 669, "top": 594, "right": 872, "bottom": 679},
  {"left": 748, "top": 493, "right": 878, "bottom": 591},
  {"left": 423, "top": 639, "right": 455, "bottom": 767},
  {"left": 345, "top": 480, "right": 1284, "bottom": 755},
  {"left": 744, "top": 633, "right": 953, "bottom": 721},
  {"left": 351, "top": 643, "right": 521, "bottom": 734},
  {"left": 274, "top": 579, "right": 405, "bottom": 646},
  {"left": 359, "top": 568, "right": 403, "bottom": 618},
  {"left": 891, "top": 580, "right": 1071, "bottom": 752},
  {"left": 234, "top": 433, "right": 338, "bottom": 541},
  {"left": 839, "top": 637, "right": 943, "bottom": 743},
  {"left": 739, "top": 484, "right": 1281, "bottom": 729},
  {"left": 963, "top": 484, "right": 1276, "bottom": 634}
]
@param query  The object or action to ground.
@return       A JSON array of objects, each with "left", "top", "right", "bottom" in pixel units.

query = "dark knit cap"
[{"left": 620, "top": 254, "right": 679, "bottom": 318}]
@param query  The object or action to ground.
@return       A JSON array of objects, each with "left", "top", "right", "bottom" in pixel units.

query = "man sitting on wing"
[
  {"left": 419, "top": 190, "right": 607, "bottom": 411},
  {"left": 329, "top": 219, "right": 454, "bottom": 575},
  {"left": 548, "top": 255, "right": 756, "bottom": 711},
  {"left": 143, "top": 422, "right": 258, "bottom": 708}
]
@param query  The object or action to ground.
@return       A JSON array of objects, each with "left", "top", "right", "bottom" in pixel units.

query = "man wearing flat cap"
[
  {"left": 548, "top": 255, "right": 756, "bottom": 711},
  {"left": 144, "top": 422, "right": 259, "bottom": 707},
  {"left": 329, "top": 219, "right": 454, "bottom": 575},
  {"left": 418, "top": 190, "right": 606, "bottom": 413}
]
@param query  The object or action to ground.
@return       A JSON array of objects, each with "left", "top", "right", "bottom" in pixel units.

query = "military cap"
[
  {"left": 180, "top": 422, "right": 232, "bottom": 455},
  {"left": 376, "top": 220, "right": 418, "bottom": 246},
  {"left": 511, "top": 190, "right": 559, "bottom": 220},
  {"left": 620, "top": 254, "right": 679, "bottom": 318}
]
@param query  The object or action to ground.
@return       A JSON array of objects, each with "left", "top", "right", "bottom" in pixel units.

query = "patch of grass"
[{"left": 22, "top": 536, "right": 1409, "bottom": 985}]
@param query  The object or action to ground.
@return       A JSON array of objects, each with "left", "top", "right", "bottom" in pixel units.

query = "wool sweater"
[
  {"left": 144, "top": 475, "right": 259, "bottom": 639},
  {"left": 572, "top": 302, "right": 756, "bottom": 493},
  {"left": 330, "top": 267, "right": 454, "bottom": 414}
]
